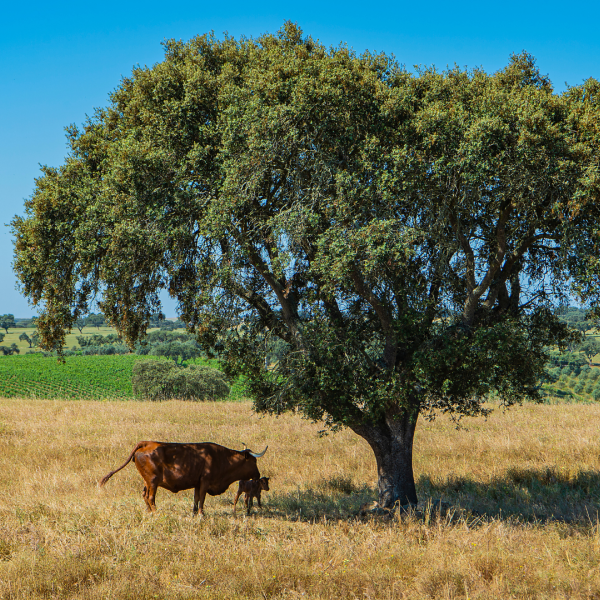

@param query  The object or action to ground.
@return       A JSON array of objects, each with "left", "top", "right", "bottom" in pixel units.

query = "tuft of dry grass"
[{"left": 1, "top": 398, "right": 600, "bottom": 599}]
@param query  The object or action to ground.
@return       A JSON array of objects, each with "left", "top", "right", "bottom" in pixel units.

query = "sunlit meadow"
[{"left": 1, "top": 398, "right": 600, "bottom": 599}]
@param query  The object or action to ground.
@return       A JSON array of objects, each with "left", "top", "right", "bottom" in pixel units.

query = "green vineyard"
[
  {"left": 0, "top": 354, "right": 143, "bottom": 400},
  {"left": 0, "top": 354, "right": 248, "bottom": 401}
]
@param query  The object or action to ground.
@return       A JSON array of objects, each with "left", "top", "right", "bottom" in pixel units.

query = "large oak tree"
[{"left": 13, "top": 24, "right": 600, "bottom": 508}]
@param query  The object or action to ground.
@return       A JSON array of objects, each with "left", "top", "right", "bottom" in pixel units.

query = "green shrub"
[
  {"left": 0, "top": 344, "right": 20, "bottom": 356},
  {"left": 132, "top": 360, "right": 230, "bottom": 401},
  {"left": 592, "top": 387, "right": 600, "bottom": 401},
  {"left": 131, "top": 361, "right": 172, "bottom": 399},
  {"left": 544, "top": 367, "right": 560, "bottom": 383}
]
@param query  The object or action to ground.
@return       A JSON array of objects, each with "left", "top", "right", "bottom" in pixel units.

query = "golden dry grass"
[{"left": 1, "top": 398, "right": 600, "bottom": 599}]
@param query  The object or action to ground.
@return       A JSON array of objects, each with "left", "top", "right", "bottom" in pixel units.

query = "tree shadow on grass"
[
  {"left": 245, "top": 468, "right": 600, "bottom": 526},
  {"left": 251, "top": 475, "right": 376, "bottom": 522},
  {"left": 418, "top": 466, "right": 600, "bottom": 525}
]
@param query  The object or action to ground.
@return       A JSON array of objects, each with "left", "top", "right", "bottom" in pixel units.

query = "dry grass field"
[{"left": 1, "top": 398, "right": 600, "bottom": 599}]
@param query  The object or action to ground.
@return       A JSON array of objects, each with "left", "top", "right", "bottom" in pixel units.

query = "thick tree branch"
[
  {"left": 483, "top": 231, "right": 559, "bottom": 310},
  {"left": 349, "top": 266, "right": 397, "bottom": 368}
]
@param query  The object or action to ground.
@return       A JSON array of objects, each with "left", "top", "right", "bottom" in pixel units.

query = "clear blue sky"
[{"left": 2, "top": 0, "right": 599, "bottom": 317}]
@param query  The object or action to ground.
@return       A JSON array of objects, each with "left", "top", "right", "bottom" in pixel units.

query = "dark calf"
[{"left": 233, "top": 477, "right": 270, "bottom": 514}]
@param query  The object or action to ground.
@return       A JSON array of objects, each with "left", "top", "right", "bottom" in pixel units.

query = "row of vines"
[
  {"left": 0, "top": 354, "right": 248, "bottom": 401},
  {"left": 0, "top": 355, "right": 140, "bottom": 399}
]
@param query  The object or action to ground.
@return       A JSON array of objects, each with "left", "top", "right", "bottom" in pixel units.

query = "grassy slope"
[{"left": 1, "top": 399, "right": 600, "bottom": 599}]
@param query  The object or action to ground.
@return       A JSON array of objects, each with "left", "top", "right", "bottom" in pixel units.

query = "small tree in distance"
[
  {"left": 0, "top": 344, "right": 20, "bottom": 356},
  {"left": 31, "top": 332, "right": 40, "bottom": 348},
  {"left": 580, "top": 338, "right": 600, "bottom": 365},
  {"left": 11, "top": 25, "right": 600, "bottom": 509},
  {"left": 0, "top": 315, "right": 15, "bottom": 335},
  {"left": 19, "top": 332, "right": 33, "bottom": 348}
]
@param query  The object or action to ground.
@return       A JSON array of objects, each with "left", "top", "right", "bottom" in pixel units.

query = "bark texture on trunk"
[{"left": 352, "top": 407, "right": 419, "bottom": 508}]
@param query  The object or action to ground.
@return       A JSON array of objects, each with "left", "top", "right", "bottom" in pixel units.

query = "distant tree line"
[{"left": 557, "top": 306, "right": 595, "bottom": 333}]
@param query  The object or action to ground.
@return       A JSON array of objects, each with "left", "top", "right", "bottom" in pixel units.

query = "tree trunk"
[{"left": 352, "top": 407, "right": 419, "bottom": 508}]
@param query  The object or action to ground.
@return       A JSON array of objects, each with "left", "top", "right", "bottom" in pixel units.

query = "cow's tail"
[{"left": 98, "top": 442, "right": 145, "bottom": 487}]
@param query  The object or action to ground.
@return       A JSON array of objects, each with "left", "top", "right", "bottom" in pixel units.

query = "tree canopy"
[{"left": 12, "top": 23, "right": 600, "bottom": 507}]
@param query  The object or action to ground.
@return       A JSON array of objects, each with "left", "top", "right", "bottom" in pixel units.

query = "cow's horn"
[{"left": 249, "top": 446, "right": 268, "bottom": 458}]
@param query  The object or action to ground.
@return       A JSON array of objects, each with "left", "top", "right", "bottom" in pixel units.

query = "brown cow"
[
  {"left": 99, "top": 441, "right": 267, "bottom": 516},
  {"left": 233, "top": 477, "right": 270, "bottom": 514}
]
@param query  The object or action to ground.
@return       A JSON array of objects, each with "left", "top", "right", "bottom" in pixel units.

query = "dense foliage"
[
  {"left": 132, "top": 360, "right": 230, "bottom": 401},
  {"left": 0, "top": 344, "right": 20, "bottom": 356},
  {"left": 12, "top": 24, "right": 600, "bottom": 507}
]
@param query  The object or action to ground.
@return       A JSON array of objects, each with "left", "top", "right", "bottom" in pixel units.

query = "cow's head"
[{"left": 259, "top": 477, "right": 270, "bottom": 491}]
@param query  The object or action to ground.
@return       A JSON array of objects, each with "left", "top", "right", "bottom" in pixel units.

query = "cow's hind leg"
[
  {"left": 145, "top": 482, "right": 158, "bottom": 512},
  {"left": 142, "top": 486, "right": 153, "bottom": 512}
]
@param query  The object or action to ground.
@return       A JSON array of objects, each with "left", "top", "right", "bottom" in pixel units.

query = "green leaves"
[
  {"left": 11, "top": 26, "right": 600, "bottom": 431},
  {"left": 132, "top": 360, "right": 230, "bottom": 401}
]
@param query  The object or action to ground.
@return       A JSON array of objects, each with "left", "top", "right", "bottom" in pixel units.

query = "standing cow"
[{"left": 99, "top": 441, "right": 268, "bottom": 516}]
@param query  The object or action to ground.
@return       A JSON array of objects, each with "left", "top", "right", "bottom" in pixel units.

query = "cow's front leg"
[
  {"left": 193, "top": 486, "right": 207, "bottom": 517},
  {"left": 256, "top": 492, "right": 262, "bottom": 508}
]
